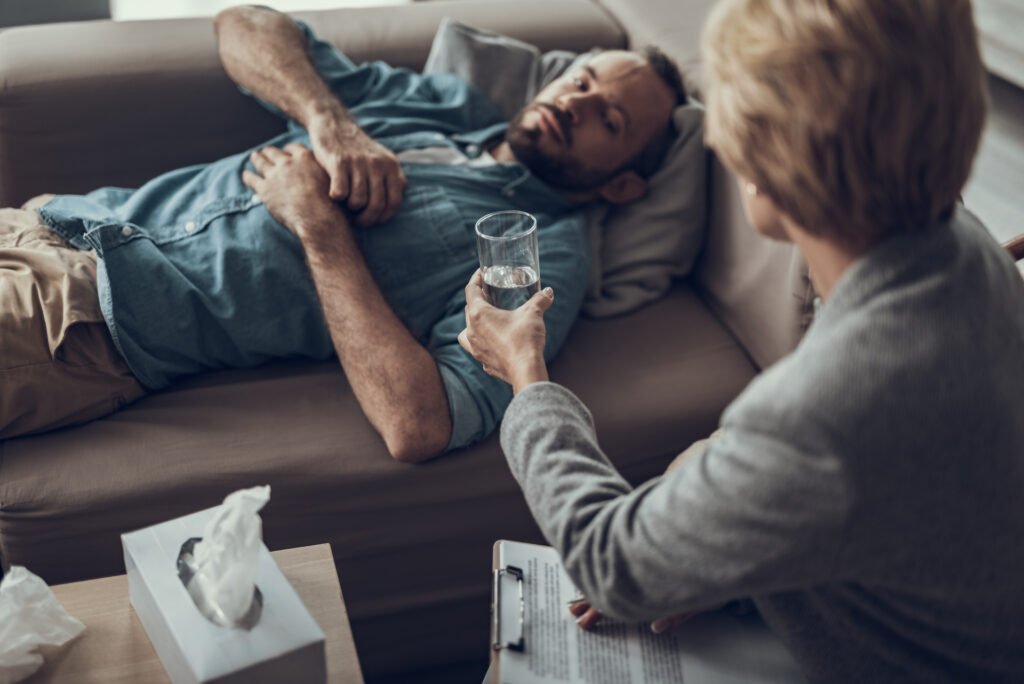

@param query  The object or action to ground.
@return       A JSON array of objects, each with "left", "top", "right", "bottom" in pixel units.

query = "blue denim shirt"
[{"left": 38, "top": 21, "right": 590, "bottom": 451}]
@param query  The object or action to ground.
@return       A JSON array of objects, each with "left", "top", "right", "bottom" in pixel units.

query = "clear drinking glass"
[{"left": 475, "top": 210, "right": 541, "bottom": 310}]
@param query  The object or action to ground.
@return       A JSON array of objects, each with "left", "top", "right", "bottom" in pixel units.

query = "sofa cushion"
[
  {"left": 423, "top": 17, "right": 580, "bottom": 123},
  {"left": 0, "top": 283, "right": 755, "bottom": 676}
]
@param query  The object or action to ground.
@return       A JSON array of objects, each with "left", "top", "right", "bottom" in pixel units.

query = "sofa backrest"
[
  {"left": 696, "top": 158, "right": 815, "bottom": 369},
  {"left": 0, "top": 0, "right": 623, "bottom": 206},
  {"left": 595, "top": 0, "right": 814, "bottom": 368}
]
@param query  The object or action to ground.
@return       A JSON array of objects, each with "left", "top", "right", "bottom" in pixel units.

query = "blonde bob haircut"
[{"left": 702, "top": 0, "right": 987, "bottom": 248}]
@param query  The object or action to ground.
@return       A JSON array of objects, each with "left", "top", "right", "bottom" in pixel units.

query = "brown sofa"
[{"left": 0, "top": 0, "right": 811, "bottom": 681}]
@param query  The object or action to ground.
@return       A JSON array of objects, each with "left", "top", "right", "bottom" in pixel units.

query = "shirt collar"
[
  {"left": 453, "top": 123, "right": 575, "bottom": 213},
  {"left": 452, "top": 122, "right": 508, "bottom": 147}
]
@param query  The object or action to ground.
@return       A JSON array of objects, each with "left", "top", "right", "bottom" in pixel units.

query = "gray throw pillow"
[{"left": 423, "top": 18, "right": 707, "bottom": 317}]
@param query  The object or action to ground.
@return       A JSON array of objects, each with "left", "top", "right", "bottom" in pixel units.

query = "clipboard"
[
  {"left": 491, "top": 553, "right": 525, "bottom": 653},
  {"left": 488, "top": 539, "right": 809, "bottom": 684},
  {"left": 489, "top": 539, "right": 572, "bottom": 683},
  {"left": 489, "top": 540, "right": 528, "bottom": 682}
]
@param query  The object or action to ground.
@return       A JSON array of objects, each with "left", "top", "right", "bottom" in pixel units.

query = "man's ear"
[{"left": 598, "top": 170, "right": 648, "bottom": 205}]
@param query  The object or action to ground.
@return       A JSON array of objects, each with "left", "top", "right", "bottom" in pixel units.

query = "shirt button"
[
  {"left": 185, "top": 221, "right": 197, "bottom": 233},
  {"left": 250, "top": 194, "right": 262, "bottom": 205},
  {"left": 466, "top": 144, "right": 479, "bottom": 155},
  {"left": 503, "top": 189, "right": 515, "bottom": 198},
  {"left": 434, "top": 133, "right": 444, "bottom": 140},
  {"left": 121, "top": 225, "right": 133, "bottom": 236}
]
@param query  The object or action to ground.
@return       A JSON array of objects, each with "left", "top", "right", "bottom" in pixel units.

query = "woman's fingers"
[
  {"left": 566, "top": 602, "right": 698, "bottom": 634},
  {"left": 576, "top": 606, "right": 604, "bottom": 630},
  {"left": 464, "top": 269, "right": 486, "bottom": 304},
  {"left": 651, "top": 611, "right": 699, "bottom": 634},
  {"left": 457, "top": 329, "right": 474, "bottom": 356},
  {"left": 568, "top": 601, "right": 590, "bottom": 617},
  {"left": 528, "top": 287, "right": 555, "bottom": 315}
]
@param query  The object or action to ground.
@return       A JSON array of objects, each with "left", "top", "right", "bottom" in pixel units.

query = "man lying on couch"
[{"left": 0, "top": 6, "right": 683, "bottom": 460}]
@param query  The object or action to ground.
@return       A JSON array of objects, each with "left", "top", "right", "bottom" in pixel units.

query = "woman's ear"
[
  {"left": 598, "top": 170, "right": 648, "bottom": 205},
  {"left": 738, "top": 177, "right": 791, "bottom": 242}
]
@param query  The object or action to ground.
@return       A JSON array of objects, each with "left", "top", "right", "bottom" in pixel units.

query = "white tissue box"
[{"left": 122, "top": 508, "right": 326, "bottom": 684}]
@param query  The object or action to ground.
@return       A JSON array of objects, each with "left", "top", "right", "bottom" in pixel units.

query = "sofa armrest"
[{"left": 0, "top": 0, "right": 622, "bottom": 206}]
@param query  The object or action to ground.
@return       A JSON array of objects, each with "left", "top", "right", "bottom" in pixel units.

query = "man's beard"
[{"left": 505, "top": 104, "right": 616, "bottom": 192}]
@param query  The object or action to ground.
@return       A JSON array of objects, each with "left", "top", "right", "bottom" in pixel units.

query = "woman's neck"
[{"left": 788, "top": 226, "right": 872, "bottom": 301}]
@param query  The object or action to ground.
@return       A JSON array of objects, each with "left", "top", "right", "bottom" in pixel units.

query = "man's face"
[{"left": 506, "top": 51, "right": 676, "bottom": 192}]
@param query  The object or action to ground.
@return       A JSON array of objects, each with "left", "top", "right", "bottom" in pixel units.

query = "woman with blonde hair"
[{"left": 460, "top": 0, "right": 1024, "bottom": 680}]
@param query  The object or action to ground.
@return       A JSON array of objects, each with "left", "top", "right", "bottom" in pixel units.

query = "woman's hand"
[
  {"left": 306, "top": 112, "right": 407, "bottom": 227},
  {"left": 458, "top": 270, "right": 553, "bottom": 393},
  {"left": 568, "top": 601, "right": 700, "bottom": 634}
]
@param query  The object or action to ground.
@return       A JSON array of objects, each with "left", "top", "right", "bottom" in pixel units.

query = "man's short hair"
[
  {"left": 640, "top": 45, "right": 687, "bottom": 108},
  {"left": 702, "top": 0, "right": 987, "bottom": 247},
  {"left": 630, "top": 46, "right": 687, "bottom": 179}
]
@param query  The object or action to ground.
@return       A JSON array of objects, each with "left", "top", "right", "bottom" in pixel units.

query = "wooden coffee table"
[{"left": 26, "top": 543, "right": 364, "bottom": 683}]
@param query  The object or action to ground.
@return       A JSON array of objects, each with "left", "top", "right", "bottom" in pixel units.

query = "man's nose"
[{"left": 557, "top": 91, "right": 601, "bottom": 124}]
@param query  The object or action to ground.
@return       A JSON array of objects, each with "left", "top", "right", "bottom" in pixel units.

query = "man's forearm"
[
  {"left": 296, "top": 205, "right": 453, "bottom": 462},
  {"left": 214, "top": 6, "right": 348, "bottom": 128}
]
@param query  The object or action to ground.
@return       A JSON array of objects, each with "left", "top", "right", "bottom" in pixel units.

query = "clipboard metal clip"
[{"left": 492, "top": 564, "right": 525, "bottom": 652}]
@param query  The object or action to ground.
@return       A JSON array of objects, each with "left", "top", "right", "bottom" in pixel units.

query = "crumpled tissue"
[
  {"left": 0, "top": 566, "right": 85, "bottom": 684},
  {"left": 189, "top": 485, "right": 271, "bottom": 628}
]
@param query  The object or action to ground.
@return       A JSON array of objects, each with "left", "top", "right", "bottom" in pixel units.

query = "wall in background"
[
  {"left": 0, "top": 0, "right": 109, "bottom": 27},
  {"left": 975, "top": 0, "right": 1024, "bottom": 89},
  {"left": 109, "top": 0, "right": 408, "bottom": 21},
  {"left": 963, "top": 74, "right": 1024, "bottom": 247}
]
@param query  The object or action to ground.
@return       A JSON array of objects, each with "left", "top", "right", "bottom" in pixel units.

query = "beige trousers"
[{"left": 0, "top": 196, "right": 146, "bottom": 440}]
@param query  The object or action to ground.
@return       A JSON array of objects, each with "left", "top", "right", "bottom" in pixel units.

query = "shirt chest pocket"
[
  {"left": 358, "top": 185, "right": 477, "bottom": 289},
  {"left": 146, "top": 195, "right": 262, "bottom": 246}
]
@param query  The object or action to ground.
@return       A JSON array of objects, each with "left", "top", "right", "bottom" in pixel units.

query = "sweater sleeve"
[{"left": 500, "top": 382, "right": 853, "bottom": 620}]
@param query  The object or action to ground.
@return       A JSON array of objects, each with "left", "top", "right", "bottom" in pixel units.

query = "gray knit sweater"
[{"left": 500, "top": 207, "right": 1024, "bottom": 683}]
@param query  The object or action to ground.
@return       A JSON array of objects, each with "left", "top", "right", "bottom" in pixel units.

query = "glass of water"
[{"left": 475, "top": 210, "right": 540, "bottom": 310}]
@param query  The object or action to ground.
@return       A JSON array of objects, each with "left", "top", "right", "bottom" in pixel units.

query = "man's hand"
[
  {"left": 458, "top": 270, "right": 552, "bottom": 394},
  {"left": 307, "top": 112, "right": 407, "bottom": 227},
  {"left": 215, "top": 7, "right": 405, "bottom": 228},
  {"left": 568, "top": 601, "right": 699, "bottom": 634},
  {"left": 241, "top": 142, "right": 450, "bottom": 462},
  {"left": 242, "top": 143, "right": 338, "bottom": 237}
]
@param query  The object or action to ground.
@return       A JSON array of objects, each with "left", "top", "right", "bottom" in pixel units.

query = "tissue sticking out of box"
[
  {"left": 177, "top": 485, "right": 270, "bottom": 630},
  {"left": 0, "top": 566, "right": 86, "bottom": 683}
]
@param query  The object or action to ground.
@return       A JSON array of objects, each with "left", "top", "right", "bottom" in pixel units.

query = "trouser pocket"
[{"left": 0, "top": 204, "right": 145, "bottom": 438}]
